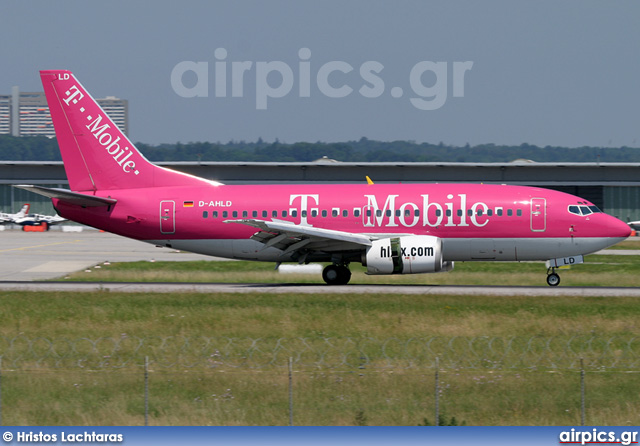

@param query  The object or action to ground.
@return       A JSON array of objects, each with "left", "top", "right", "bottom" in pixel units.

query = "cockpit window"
[
  {"left": 568, "top": 204, "right": 603, "bottom": 216},
  {"left": 579, "top": 206, "right": 592, "bottom": 216}
]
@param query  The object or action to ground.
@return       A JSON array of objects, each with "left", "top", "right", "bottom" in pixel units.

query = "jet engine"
[{"left": 363, "top": 235, "right": 452, "bottom": 275}]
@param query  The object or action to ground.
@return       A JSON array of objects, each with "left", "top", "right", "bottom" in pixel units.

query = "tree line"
[{"left": 1, "top": 134, "right": 640, "bottom": 163}]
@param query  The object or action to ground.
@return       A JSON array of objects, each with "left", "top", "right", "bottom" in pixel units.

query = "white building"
[{"left": 0, "top": 87, "right": 128, "bottom": 137}]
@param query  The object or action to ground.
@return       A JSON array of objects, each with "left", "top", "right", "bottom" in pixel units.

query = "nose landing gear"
[
  {"left": 545, "top": 256, "right": 584, "bottom": 286},
  {"left": 546, "top": 267, "right": 560, "bottom": 287}
]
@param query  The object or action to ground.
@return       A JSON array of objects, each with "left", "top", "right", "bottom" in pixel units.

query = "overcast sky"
[{"left": 1, "top": 1, "right": 639, "bottom": 148}]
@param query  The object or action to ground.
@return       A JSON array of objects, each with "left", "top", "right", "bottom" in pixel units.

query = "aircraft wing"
[
  {"left": 225, "top": 219, "right": 373, "bottom": 258},
  {"left": 14, "top": 185, "right": 117, "bottom": 207}
]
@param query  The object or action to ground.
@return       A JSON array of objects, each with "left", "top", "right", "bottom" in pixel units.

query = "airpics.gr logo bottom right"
[
  {"left": 170, "top": 48, "right": 473, "bottom": 110},
  {"left": 559, "top": 428, "right": 638, "bottom": 446}
]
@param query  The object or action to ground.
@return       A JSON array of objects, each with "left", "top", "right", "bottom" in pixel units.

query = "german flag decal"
[{"left": 183, "top": 201, "right": 194, "bottom": 207}]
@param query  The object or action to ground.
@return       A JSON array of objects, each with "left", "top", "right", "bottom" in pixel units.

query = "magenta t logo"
[{"left": 63, "top": 85, "right": 84, "bottom": 106}]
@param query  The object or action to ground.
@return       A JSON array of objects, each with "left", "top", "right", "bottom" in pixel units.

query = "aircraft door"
[
  {"left": 160, "top": 200, "right": 175, "bottom": 234},
  {"left": 530, "top": 198, "right": 546, "bottom": 232}
]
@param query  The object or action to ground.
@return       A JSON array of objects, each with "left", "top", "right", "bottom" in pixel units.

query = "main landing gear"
[
  {"left": 322, "top": 264, "right": 352, "bottom": 285},
  {"left": 546, "top": 267, "right": 561, "bottom": 287}
]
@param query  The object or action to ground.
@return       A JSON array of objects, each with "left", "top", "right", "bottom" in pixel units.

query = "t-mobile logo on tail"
[
  {"left": 63, "top": 85, "right": 84, "bottom": 106},
  {"left": 86, "top": 115, "right": 140, "bottom": 175}
]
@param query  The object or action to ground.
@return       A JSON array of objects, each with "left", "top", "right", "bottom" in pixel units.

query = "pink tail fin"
[{"left": 40, "top": 70, "right": 211, "bottom": 192}]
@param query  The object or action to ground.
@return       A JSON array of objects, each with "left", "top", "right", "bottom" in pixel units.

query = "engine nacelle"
[{"left": 363, "top": 235, "right": 451, "bottom": 275}]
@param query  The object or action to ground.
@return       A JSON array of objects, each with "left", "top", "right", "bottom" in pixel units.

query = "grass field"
[
  {"left": 60, "top": 242, "right": 640, "bottom": 287},
  {"left": 5, "top": 368, "right": 638, "bottom": 426},
  {"left": 1, "top": 239, "right": 639, "bottom": 426},
  {"left": 1, "top": 289, "right": 640, "bottom": 425}
]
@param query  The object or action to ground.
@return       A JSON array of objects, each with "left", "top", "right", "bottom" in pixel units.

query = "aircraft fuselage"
[{"left": 53, "top": 182, "right": 630, "bottom": 263}]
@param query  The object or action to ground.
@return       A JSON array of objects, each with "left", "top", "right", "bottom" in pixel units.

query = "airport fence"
[{"left": 0, "top": 336, "right": 639, "bottom": 425}]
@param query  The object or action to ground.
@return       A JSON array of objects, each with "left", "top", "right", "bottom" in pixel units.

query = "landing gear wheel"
[
  {"left": 337, "top": 266, "right": 352, "bottom": 285},
  {"left": 322, "top": 264, "right": 351, "bottom": 285},
  {"left": 546, "top": 273, "right": 560, "bottom": 287}
]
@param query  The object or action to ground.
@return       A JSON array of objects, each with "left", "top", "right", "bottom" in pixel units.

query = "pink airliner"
[{"left": 19, "top": 70, "right": 631, "bottom": 286}]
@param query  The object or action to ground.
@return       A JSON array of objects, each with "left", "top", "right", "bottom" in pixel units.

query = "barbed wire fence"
[{"left": 1, "top": 335, "right": 639, "bottom": 425}]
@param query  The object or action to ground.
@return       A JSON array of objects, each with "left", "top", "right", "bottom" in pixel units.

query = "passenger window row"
[{"left": 200, "top": 207, "right": 524, "bottom": 219}]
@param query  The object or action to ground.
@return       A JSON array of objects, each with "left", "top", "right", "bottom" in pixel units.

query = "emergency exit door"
[
  {"left": 160, "top": 200, "right": 175, "bottom": 234},
  {"left": 530, "top": 198, "right": 546, "bottom": 232}
]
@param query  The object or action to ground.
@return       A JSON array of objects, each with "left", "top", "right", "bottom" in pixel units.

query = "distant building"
[
  {"left": 97, "top": 96, "right": 129, "bottom": 136},
  {"left": 0, "top": 94, "right": 9, "bottom": 135},
  {"left": 0, "top": 87, "right": 128, "bottom": 137}
]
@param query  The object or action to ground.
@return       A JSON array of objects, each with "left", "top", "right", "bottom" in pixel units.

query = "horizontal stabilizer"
[{"left": 14, "top": 185, "right": 117, "bottom": 207}]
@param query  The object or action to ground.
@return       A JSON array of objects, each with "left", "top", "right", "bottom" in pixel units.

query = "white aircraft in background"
[
  {"left": 13, "top": 211, "right": 67, "bottom": 229},
  {"left": 626, "top": 221, "right": 640, "bottom": 232},
  {"left": 0, "top": 204, "right": 30, "bottom": 224}
]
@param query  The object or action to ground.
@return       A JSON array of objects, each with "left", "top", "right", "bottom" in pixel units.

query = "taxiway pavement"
[
  {"left": 0, "top": 281, "right": 639, "bottom": 297},
  {"left": 0, "top": 228, "right": 209, "bottom": 281}
]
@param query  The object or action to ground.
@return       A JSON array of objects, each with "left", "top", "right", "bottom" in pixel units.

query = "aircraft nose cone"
[{"left": 607, "top": 215, "right": 633, "bottom": 238}]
